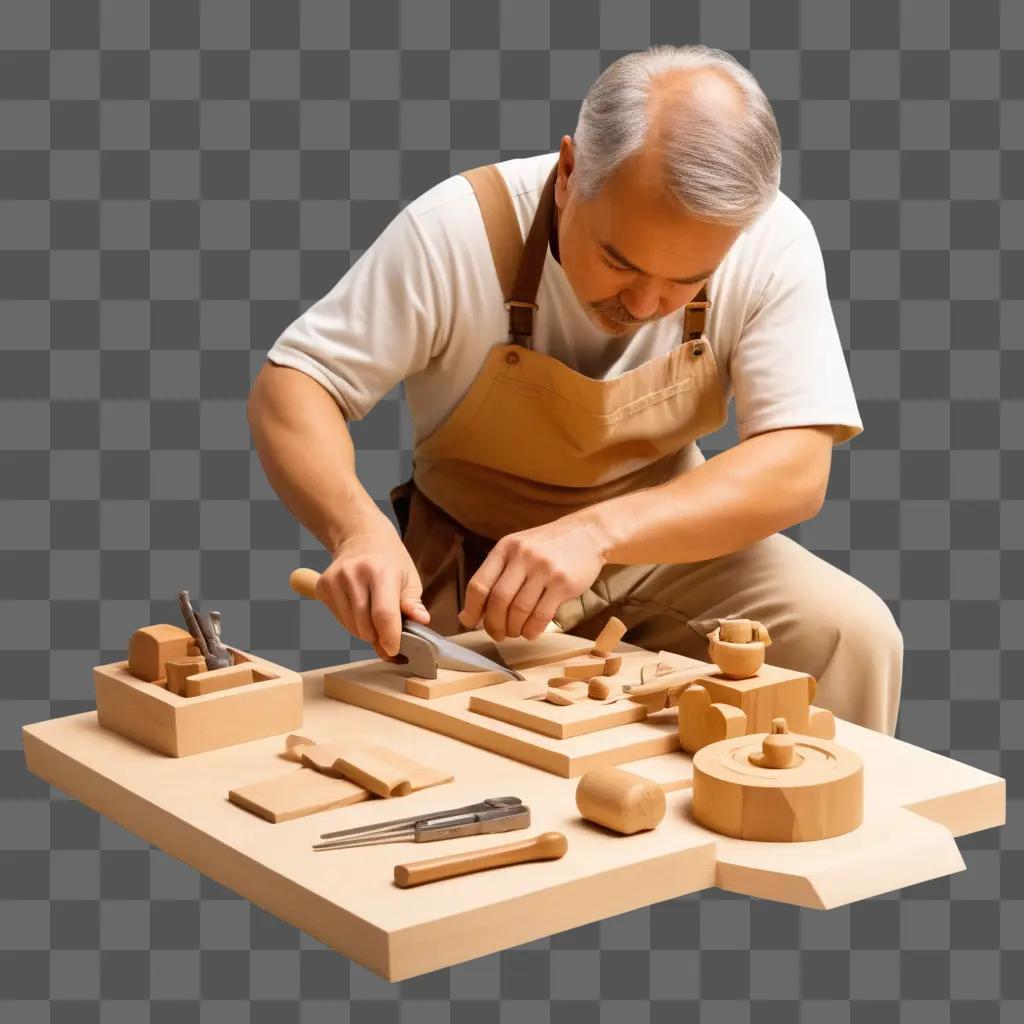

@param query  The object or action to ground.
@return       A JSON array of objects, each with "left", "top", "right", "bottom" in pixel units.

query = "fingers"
[
  {"left": 369, "top": 574, "right": 404, "bottom": 657},
  {"left": 480, "top": 561, "right": 527, "bottom": 643},
  {"left": 458, "top": 548, "right": 507, "bottom": 631},
  {"left": 399, "top": 580, "right": 430, "bottom": 624},
  {"left": 520, "top": 586, "right": 566, "bottom": 641},
  {"left": 505, "top": 573, "right": 547, "bottom": 639}
]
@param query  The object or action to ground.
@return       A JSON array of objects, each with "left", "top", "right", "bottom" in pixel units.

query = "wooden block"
[
  {"left": 587, "top": 677, "right": 615, "bottom": 700},
  {"left": 591, "top": 616, "right": 627, "bottom": 658},
  {"left": 674, "top": 664, "right": 818, "bottom": 754},
  {"left": 678, "top": 684, "right": 748, "bottom": 754},
  {"left": 228, "top": 768, "right": 370, "bottom": 824},
  {"left": 184, "top": 662, "right": 273, "bottom": 697},
  {"left": 166, "top": 655, "right": 208, "bottom": 697},
  {"left": 127, "top": 624, "right": 195, "bottom": 682},
  {"left": 332, "top": 745, "right": 454, "bottom": 798},
  {"left": 602, "top": 655, "right": 623, "bottom": 676},
  {"left": 559, "top": 657, "right": 607, "bottom": 680},
  {"left": 94, "top": 644, "right": 303, "bottom": 757}
]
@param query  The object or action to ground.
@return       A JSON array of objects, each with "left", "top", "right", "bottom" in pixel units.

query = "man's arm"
[
  {"left": 575, "top": 425, "right": 835, "bottom": 566},
  {"left": 247, "top": 361, "right": 390, "bottom": 554}
]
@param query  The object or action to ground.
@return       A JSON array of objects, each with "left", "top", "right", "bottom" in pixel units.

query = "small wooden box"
[{"left": 94, "top": 643, "right": 303, "bottom": 757}]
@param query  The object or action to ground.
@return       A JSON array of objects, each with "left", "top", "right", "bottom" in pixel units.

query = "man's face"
[{"left": 553, "top": 137, "right": 744, "bottom": 335}]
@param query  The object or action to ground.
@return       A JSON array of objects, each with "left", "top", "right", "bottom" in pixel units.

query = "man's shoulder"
[{"left": 735, "top": 188, "right": 816, "bottom": 258}]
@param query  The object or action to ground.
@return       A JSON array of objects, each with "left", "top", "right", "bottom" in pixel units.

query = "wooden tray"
[{"left": 94, "top": 644, "right": 302, "bottom": 757}]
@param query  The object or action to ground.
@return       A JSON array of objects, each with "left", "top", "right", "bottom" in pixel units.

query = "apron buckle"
[{"left": 504, "top": 299, "right": 539, "bottom": 311}]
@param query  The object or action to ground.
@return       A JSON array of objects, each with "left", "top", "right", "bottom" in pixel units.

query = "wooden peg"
[{"left": 591, "top": 616, "right": 626, "bottom": 658}]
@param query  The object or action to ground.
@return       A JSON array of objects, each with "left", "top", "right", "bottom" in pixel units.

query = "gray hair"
[{"left": 571, "top": 44, "right": 782, "bottom": 227}]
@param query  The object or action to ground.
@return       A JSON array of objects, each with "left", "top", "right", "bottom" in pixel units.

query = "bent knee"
[{"left": 835, "top": 583, "right": 903, "bottom": 661}]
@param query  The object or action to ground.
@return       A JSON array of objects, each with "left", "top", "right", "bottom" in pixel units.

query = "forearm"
[
  {"left": 247, "top": 362, "right": 389, "bottom": 555},
  {"left": 576, "top": 427, "right": 831, "bottom": 566}
]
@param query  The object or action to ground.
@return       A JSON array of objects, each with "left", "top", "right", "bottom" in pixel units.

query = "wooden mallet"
[{"left": 575, "top": 766, "right": 692, "bottom": 836}]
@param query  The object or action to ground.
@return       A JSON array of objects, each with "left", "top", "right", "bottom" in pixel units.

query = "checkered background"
[{"left": 1, "top": 0, "right": 1020, "bottom": 1019}]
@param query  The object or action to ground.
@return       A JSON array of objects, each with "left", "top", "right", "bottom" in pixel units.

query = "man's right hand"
[{"left": 316, "top": 526, "right": 431, "bottom": 662}]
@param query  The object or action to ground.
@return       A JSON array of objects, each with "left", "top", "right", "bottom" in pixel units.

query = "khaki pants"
[{"left": 392, "top": 480, "right": 903, "bottom": 737}]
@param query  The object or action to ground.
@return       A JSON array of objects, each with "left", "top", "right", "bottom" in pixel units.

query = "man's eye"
[{"left": 602, "top": 257, "right": 629, "bottom": 272}]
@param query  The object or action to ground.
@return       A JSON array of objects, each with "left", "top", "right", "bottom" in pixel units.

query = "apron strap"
[
  {"left": 459, "top": 164, "right": 525, "bottom": 313},
  {"left": 683, "top": 283, "right": 710, "bottom": 342}
]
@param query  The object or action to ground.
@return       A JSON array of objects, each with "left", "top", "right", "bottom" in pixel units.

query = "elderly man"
[{"left": 248, "top": 44, "right": 902, "bottom": 736}]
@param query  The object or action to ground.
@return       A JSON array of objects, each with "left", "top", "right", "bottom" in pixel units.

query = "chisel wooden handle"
[
  {"left": 289, "top": 568, "right": 320, "bottom": 600},
  {"left": 394, "top": 831, "right": 568, "bottom": 888}
]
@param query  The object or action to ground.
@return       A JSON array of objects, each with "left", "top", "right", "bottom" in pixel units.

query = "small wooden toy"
[
  {"left": 691, "top": 718, "right": 863, "bottom": 842},
  {"left": 707, "top": 617, "right": 771, "bottom": 678}
]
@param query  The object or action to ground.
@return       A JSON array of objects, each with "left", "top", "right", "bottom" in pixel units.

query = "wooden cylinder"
[
  {"left": 692, "top": 732, "right": 863, "bottom": 842},
  {"left": 575, "top": 766, "right": 667, "bottom": 835}
]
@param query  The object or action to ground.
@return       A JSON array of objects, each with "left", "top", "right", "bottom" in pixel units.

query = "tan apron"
[{"left": 389, "top": 157, "right": 728, "bottom": 636}]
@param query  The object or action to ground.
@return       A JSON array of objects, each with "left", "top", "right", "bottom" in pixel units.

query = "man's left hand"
[{"left": 457, "top": 517, "right": 607, "bottom": 642}]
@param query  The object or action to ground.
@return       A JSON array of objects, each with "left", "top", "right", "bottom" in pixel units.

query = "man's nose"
[{"left": 620, "top": 280, "right": 663, "bottom": 321}]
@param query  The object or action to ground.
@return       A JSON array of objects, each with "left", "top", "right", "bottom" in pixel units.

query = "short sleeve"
[
  {"left": 728, "top": 220, "right": 863, "bottom": 447},
  {"left": 265, "top": 206, "right": 450, "bottom": 421}
]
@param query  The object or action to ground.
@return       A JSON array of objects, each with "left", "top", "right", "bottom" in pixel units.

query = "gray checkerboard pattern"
[{"left": 1, "top": 0, "right": 1020, "bottom": 1018}]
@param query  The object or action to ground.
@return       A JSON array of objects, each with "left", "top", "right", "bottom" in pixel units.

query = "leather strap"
[{"left": 459, "top": 165, "right": 525, "bottom": 305}]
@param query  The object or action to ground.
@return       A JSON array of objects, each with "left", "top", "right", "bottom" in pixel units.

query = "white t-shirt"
[{"left": 267, "top": 151, "right": 863, "bottom": 448}]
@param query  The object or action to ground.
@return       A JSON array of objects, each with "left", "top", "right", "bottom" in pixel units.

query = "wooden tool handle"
[
  {"left": 289, "top": 567, "right": 320, "bottom": 601},
  {"left": 394, "top": 831, "right": 568, "bottom": 888}
]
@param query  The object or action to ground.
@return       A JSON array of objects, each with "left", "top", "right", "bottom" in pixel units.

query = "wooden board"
[
  {"left": 466, "top": 650, "right": 666, "bottom": 739},
  {"left": 325, "top": 641, "right": 687, "bottom": 777},
  {"left": 22, "top": 663, "right": 1006, "bottom": 983},
  {"left": 404, "top": 631, "right": 599, "bottom": 699}
]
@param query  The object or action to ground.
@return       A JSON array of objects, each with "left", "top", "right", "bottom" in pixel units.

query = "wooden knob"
[
  {"left": 289, "top": 567, "right": 320, "bottom": 600},
  {"left": 755, "top": 718, "right": 796, "bottom": 769},
  {"left": 394, "top": 831, "right": 568, "bottom": 888}
]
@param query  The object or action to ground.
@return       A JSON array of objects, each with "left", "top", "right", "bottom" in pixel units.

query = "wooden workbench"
[{"left": 22, "top": 660, "right": 1005, "bottom": 982}]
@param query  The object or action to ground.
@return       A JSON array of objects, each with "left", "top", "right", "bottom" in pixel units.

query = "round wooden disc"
[{"left": 691, "top": 732, "right": 864, "bottom": 842}]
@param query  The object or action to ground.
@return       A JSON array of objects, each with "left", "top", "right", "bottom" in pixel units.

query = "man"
[{"left": 248, "top": 45, "right": 902, "bottom": 736}]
